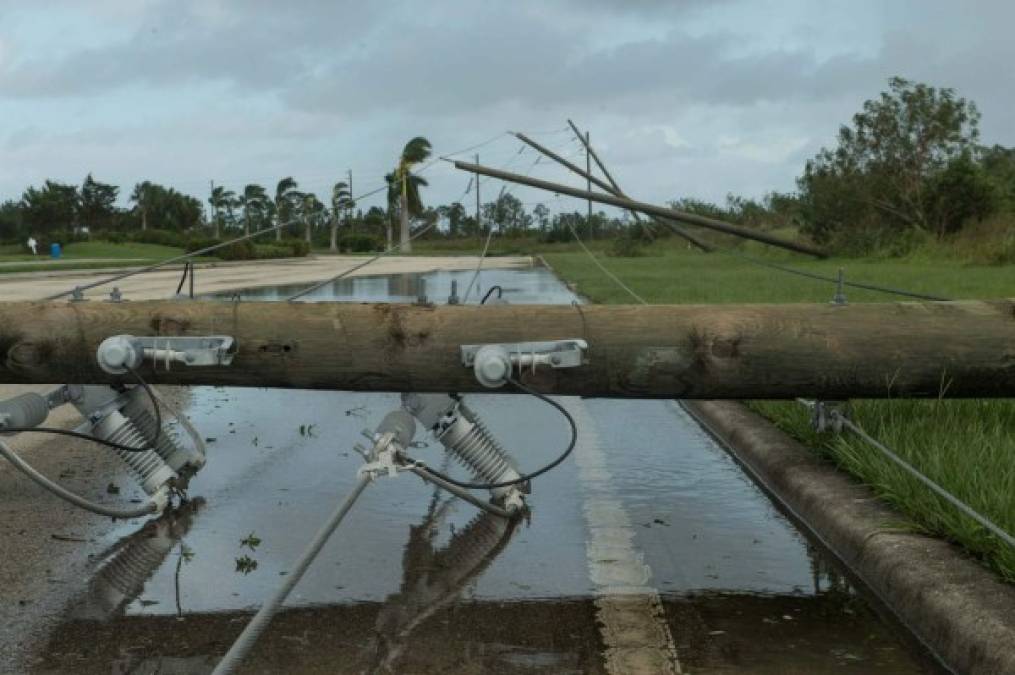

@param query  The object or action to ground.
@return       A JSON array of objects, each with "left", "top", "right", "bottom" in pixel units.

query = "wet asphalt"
[{"left": 22, "top": 266, "right": 935, "bottom": 674}]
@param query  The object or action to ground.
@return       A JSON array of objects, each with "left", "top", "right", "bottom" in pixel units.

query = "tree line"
[{"left": 2, "top": 78, "right": 1013, "bottom": 257}]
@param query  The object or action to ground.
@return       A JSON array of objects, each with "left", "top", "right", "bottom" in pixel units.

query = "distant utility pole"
[
  {"left": 585, "top": 131, "right": 592, "bottom": 238},
  {"left": 209, "top": 179, "right": 218, "bottom": 238},
  {"left": 347, "top": 169, "right": 354, "bottom": 232},
  {"left": 475, "top": 153, "right": 481, "bottom": 239}
]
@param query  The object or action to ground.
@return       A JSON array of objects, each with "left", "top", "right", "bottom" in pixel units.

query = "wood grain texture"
[{"left": 0, "top": 300, "right": 1012, "bottom": 398}]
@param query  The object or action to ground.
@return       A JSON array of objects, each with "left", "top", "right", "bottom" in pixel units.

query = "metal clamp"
[
  {"left": 811, "top": 400, "right": 848, "bottom": 433},
  {"left": 460, "top": 339, "right": 588, "bottom": 388},
  {"left": 96, "top": 335, "right": 236, "bottom": 374}
]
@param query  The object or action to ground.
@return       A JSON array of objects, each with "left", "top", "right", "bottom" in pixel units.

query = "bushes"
[
  {"left": 338, "top": 233, "right": 382, "bottom": 253},
  {"left": 183, "top": 236, "right": 310, "bottom": 260},
  {"left": 132, "top": 228, "right": 187, "bottom": 248},
  {"left": 607, "top": 236, "right": 646, "bottom": 257}
]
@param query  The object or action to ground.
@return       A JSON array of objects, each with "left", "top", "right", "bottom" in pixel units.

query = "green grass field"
[
  {"left": 0, "top": 242, "right": 194, "bottom": 274},
  {"left": 542, "top": 243, "right": 1015, "bottom": 582}
]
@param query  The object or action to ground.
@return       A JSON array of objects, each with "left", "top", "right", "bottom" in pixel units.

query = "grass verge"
[{"left": 542, "top": 244, "right": 1015, "bottom": 582}]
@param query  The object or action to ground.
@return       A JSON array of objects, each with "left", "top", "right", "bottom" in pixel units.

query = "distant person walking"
[{"left": 27, "top": 236, "right": 37, "bottom": 255}]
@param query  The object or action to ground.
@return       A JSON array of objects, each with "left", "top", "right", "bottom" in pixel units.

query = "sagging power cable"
[{"left": 799, "top": 399, "right": 1015, "bottom": 550}]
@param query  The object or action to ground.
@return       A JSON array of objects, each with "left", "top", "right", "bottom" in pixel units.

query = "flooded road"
[{"left": 29, "top": 266, "right": 934, "bottom": 673}]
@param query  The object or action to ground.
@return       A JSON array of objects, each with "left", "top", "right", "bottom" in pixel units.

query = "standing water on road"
[{"left": 33, "top": 265, "right": 934, "bottom": 674}]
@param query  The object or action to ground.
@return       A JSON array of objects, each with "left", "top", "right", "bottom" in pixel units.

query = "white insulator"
[
  {"left": 92, "top": 410, "right": 179, "bottom": 497},
  {"left": 434, "top": 401, "right": 528, "bottom": 501},
  {"left": 120, "top": 388, "right": 205, "bottom": 487}
]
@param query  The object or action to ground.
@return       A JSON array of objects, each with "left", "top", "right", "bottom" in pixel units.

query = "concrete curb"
[{"left": 681, "top": 400, "right": 1015, "bottom": 675}]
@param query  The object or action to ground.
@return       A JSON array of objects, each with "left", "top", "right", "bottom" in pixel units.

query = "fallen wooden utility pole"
[
  {"left": 452, "top": 159, "right": 827, "bottom": 258},
  {"left": 1, "top": 300, "right": 1012, "bottom": 398},
  {"left": 513, "top": 131, "right": 712, "bottom": 252}
]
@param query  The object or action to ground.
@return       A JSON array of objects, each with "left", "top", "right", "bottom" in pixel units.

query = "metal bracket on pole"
[
  {"left": 831, "top": 269, "right": 848, "bottom": 306},
  {"left": 96, "top": 335, "right": 236, "bottom": 374},
  {"left": 460, "top": 339, "right": 588, "bottom": 388},
  {"left": 811, "top": 400, "right": 849, "bottom": 433}
]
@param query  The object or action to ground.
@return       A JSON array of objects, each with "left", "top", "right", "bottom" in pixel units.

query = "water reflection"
[
  {"left": 69, "top": 499, "right": 203, "bottom": 621},
  {"left": 372, "top": 496, "right": 519, "bottom": 672},
  {"left": 203, "top": 267, "right": 579, "bottom": 305},
  {"left": 28, "top": 265, "right": 931, "bottom": 674}
]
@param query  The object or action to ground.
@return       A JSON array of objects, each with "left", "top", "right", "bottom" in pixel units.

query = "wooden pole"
[
  {"left": 0, "top": 299, "right": 1012, "bottom": 399},
  {"left": 516, "top": 130, "right": 711, "bottom": 252},
  {"left": 566, "top": 119, "right": 713, "bottom": 252},
  {"left": 453, "top": 159, "right": 827, "bottom": 258}
]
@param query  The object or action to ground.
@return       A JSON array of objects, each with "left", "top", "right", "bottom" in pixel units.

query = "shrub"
[
  {"left": 607, "top": 236, "right": 645, "bottom": 257},
  {"left": 339, "top": 233, "right": 382, "bottom": 253},
  {"left": 99, "top": 230, "right": 128, "bottom": 244},
  {"left": 131, "top": 228, "right": 186, "bottom": 248},
  {"left": 280, "top": 238, "right": 311, "bottom": 257}
]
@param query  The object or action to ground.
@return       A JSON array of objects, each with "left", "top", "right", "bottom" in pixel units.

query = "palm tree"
[
  {"left": 300, "top": 192, "right": 325, "bottom": 244},
  {"left": 389, "top": 136, "right": 432, "bottom": 252},
  {"left": 330, "top": 181, "right": 353, "bottom": 252},
  {"left": 240, "top": 184, "right": 268, "bottom": 236},
  {"left": 130, "top": 181, "right": 154, "bottom": 231},
  {"left": 208, "top": 186, "right": 234, "bottom": 238},
  {"left": 274, "top": 177, "right": 299, "bottom": 241}
]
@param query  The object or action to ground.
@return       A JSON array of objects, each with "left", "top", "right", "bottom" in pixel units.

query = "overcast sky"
[{"left": 1, "top": 0, "right": 1013, "bottom": 217}]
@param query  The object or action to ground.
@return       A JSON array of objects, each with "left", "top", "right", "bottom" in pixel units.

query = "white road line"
[{"left": 565, "top": 397, "right": 682, "bottom": 674}]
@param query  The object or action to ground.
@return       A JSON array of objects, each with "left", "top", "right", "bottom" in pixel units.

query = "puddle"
[{"left": 32, "top": 264, "right": 934, "bottom": 673}]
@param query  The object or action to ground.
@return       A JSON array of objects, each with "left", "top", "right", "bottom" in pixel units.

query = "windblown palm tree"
[
  {"left": 130, "top": 181, "right": 154, "bottom": 232},
  {"left": 274, "top": 177, "right": 299, "bottom": 241},
  {"left": 300, "top": 192, "right": 325, "bottom": 244},
  {"left": 208, "top": 186, "right": 235, "bottom": 238},
  {"left": 389, "top": 136, "right": 432, "bottom": 252},
  {"left": 330, "top": 181, "right": 353, "bottom": 252},
  {"left": 240, "top": 184, "right": 268, "bottom": 236}
]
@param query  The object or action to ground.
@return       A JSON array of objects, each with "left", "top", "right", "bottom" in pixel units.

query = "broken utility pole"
[
  {"left": 566, "top": 119, "right": 714, "bottom": 252},
  {"left": 1, "top": 299, "right": 1011, "bottom": 398},
  {"left": 453, "top": 159, "right": 827, "bottom": 258},
  {"left": 513, "top": 131, "right": 710, "bottom": 252}
]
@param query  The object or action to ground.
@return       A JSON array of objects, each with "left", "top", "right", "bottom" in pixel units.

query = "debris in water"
[{"left": 235, "top": 555, "right": 258, "bottom": 575}]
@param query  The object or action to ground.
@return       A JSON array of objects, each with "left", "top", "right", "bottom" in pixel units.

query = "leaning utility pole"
[
  {"left": 513, "top": 131, "right": 710, "bottom": 252},
  {"left": 347, "top": 169, "right": 355, "bottom": 233},
  {"left": 453, "top": 159, "right": 826, "bottom": 258},
  {"left": 475, "top": 153, "right": 482, "bottom": 240},
  {"left": 1, "top": 299, "right": 1012, "bottom": 399},
  {"left": 585, "top": 131, "right": 593, "bottom": 238}
]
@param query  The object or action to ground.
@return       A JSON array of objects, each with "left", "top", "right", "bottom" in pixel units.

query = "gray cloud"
[{"left": 1, "top": 0, "right": 1013, "bottom": 210}]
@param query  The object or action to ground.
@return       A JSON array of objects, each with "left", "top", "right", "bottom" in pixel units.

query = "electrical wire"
[
  {"left": 0, "top": 368, "right": 162, "bottom": 454},
  {"left": 797, "top": 400, "right": 1015, "bottom": 550},
  {"left": 566, "top": 222, "right": 648, "bottom": 305},
  {"left": 284, "top": 220, "right": 438, "bottom": 301},
  {"left": 0, "top": 438, "right": 160, "bottom": 518},
  {"left": 479, "top": 285, "right": 503, "bottom": 304},
  {"left": 405, "top": 376, "right": 577, "bottom": 490},
  {"left": 211, "top": 473, "right": 372, "bottom": 675}
]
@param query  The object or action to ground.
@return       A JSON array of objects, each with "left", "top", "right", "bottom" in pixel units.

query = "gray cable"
[
  {"left": 797, "top": 400, "right": 1015, "bottom": 550},
  {"left": 0, "top": 438, "right": 159, "bottom": 519},
  {"left": 566, "top": 223, "right": 647, "bottom": 305},
  {"left": 650, "top": 216, "right": 949, "bottom": 302},
  {"left": 461, "top": 227, "right": 495, "bottom": 303},
  {"left": 407, "top": 466, "right": 513, "bottom": 518},
  {"left": 211, "top": 473, "right": 372, "bottom": 675}
]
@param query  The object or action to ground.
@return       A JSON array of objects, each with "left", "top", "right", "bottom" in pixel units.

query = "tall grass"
[{"left": 543, "top": 245, "right": 1015, "bottom": 582}]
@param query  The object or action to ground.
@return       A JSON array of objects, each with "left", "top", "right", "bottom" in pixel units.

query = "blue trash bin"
[{"left": 50, "top": 243, "right": 61, "bottom": 259}]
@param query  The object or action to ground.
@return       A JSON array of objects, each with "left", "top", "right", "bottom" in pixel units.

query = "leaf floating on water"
[
  {"left": 240, "top": 532, "right": 262, "bottom": 551},
  {"left": 235, "top": 555, "right": 258, "bottom": 575}
]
